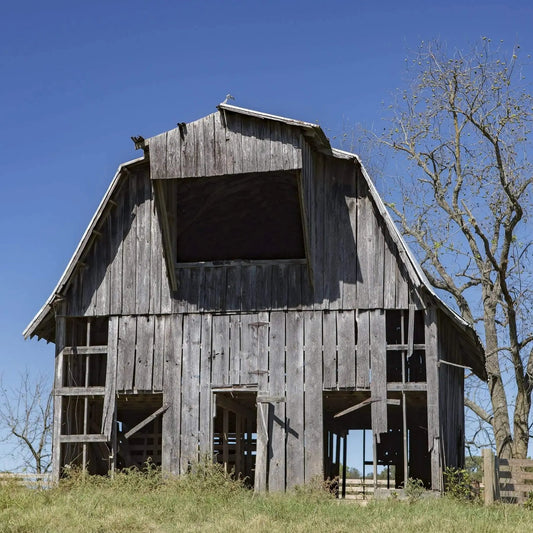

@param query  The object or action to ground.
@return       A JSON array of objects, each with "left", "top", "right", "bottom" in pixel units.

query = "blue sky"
[{"left": 1, "top": 0, "right": 532, "bottom": 470}]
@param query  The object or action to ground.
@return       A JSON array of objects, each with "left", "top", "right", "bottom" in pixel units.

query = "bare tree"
[
  {"left": 0, "top": 372, "right": 52, "bottom": 473},
  {"left": 375, "top": 39, "right": 533, "bottom": 458}
]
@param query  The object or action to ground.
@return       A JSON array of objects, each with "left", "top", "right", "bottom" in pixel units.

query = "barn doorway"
[
  {"left": 212, "top": 391, "right": 257, "bottom": 485},
  {"left": 323, "top": 391, "right": 430, "bottom": 498}
]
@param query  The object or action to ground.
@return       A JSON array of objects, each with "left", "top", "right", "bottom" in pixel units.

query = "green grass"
[{"left": 1, "top": 466, "right": 532, "bottom": 533}]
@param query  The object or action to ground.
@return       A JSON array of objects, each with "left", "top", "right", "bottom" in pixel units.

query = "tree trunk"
[
  {"left": 483, "top": 302, "right": 512, "bottom": 458},
  {"left": 512, "top": 388, "right": 531, "bottom": 458}
]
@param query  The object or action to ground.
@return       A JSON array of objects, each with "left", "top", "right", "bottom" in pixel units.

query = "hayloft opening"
[{"left": 176, "top": 171, "right": 306, "bottom": 263}]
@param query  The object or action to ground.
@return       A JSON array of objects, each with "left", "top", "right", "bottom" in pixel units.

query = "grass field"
[{"left": 1, "top": 466, "right": 532, "bottom": 533}]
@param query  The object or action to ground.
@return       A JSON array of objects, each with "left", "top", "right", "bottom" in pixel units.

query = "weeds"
[
  {"left": 443, "top": 467, "right": 479, "bottom": 502},
  {"left": 403, "top": 478, "right": 425, "bottom": 503}
]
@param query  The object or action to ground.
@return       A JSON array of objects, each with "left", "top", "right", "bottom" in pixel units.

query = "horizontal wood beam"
[
  {"left": 386, "top": 382, "right": 427, "bottom": 391},
  {"left": 54, "top": 387, "right": 106, "bottom": 396},
  {"left": 124, "top": 403, "right": 169, "bottom": 440},
  {"left": 62, "top": 346, "right": 107, "bottom": 356},
  {"left": 60, "top": 434, "right": 108, "bottom": 443}
]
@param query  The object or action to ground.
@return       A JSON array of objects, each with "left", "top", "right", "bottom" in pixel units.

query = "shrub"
[{"left": 444, "top": 467, "right": 478, "bottom": 502}]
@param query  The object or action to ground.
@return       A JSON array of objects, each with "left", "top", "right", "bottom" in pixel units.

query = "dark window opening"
[
  {"left": 116, "top": 394, "right": 163, "bottom": 469},
  {"left": 176, "top": 171, "right": 306, "bottom": 263},
  {"left": 65, "top": 317, "right": 108, "bottom": 347}
]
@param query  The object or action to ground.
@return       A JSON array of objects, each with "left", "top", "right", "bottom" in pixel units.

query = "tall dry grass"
[{"left": 1, "top": 463, "right": 532, "bottom": 532}]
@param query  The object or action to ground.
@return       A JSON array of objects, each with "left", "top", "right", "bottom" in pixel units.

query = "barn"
[{"left": 24, "top": 103, "right": 485, "bottom": 493}]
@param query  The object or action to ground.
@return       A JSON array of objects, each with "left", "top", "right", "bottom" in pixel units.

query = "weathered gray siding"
[
  {"left": 64, "top": 164, "right": 172, "bottom": 317},
  {"left": 149, "top": 112, "right": 303, "bottom": 180}
]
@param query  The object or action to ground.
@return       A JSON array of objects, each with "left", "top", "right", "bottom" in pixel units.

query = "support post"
[{"left": 483, "top": 449, "right": 499, "bottom": 505}]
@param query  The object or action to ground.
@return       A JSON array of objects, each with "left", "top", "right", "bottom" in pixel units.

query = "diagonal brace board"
[
  {"left": 124, "top": 403, "right": 170, "bottom": 440},
  {"left": 334, "top": 398, "right": 400, "bottom": 419}
]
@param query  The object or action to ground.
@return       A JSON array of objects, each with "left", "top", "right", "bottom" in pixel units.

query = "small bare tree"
[
  {"left": 374, "top": 39, "right": 533, "bottom": 458},
  {"left": 0, "top": 372, "right": 52, "bottom": 473}
]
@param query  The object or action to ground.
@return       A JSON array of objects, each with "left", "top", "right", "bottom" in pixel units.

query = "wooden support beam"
[
  {"left": 124, "top": 403, "right": 169, "bottom": 440},
  {"left": 60, "top": 434, "right": 108, "bottom": 443},
  {"left": 334, "top": 398, "right": 372, "bottom": 418},
  {"left": 54, "top": 387, "right": 106, "bottom": 396},
  {"left": 62, "top": 346, "right": 107, "bottom": 356},
  {"left": 335, "top": 398, "right": 400, "bottom": 418}
]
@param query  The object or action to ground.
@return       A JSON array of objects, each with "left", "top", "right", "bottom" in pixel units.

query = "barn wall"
[
  {"left": 53, "top": 113, "right": 454, "bottom": 488},
  {"left": 64, "top": 164, "right": 173, "bottom": 318},
  {"left": 437, "top": 311, "right": 465, "bottom": 470}
]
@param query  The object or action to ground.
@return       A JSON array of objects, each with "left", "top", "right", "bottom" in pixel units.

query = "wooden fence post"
[{"left": 483, "top": 449, "right": 498, "bottom": 505}]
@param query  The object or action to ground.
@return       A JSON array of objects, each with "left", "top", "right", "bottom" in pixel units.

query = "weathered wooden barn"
[{"left": 24, "top": 103, "right": 485, "bottom": 492}]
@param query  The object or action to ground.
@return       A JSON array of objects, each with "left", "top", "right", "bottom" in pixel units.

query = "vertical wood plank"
[
  {"left": 313, "top": 153, "right": 325, "bottom": 308},
  {"left": 102, "top": 316, "right": 118, "bottom": 438},
  {"left": 255, "top": 264, "right": 272, "bottom": 311},
  {"left": 225, "top": 265, "right": 241, "bottom": 312},
  {"left": 181, "top": 119, "right": 197, "bottom": 177},
  {"left": 425, "top": 305, "right": 441, "bottom": 490},
  {"left": 369, "top": 211, "right": 385, "bottom": 309},
  {"left": 149, "top": 131, "right": 167, "bottom": 180},
  {"left": 286, "top": 311, "right": 305, "bottom": 488},
  {"left": 322, "top": 311, "right": 337, "bottom": 389},
  {"left": 370, "top": 309, "right": 387, "bottom": 440},
  {"left": 134, "top": 316, "right": 154, "bottom": 391},
  {"left": 52, "top": 302, "right": 66, "bottom": 482},
  {"left": 337, "top": 310, "right": 356, "bottom": 388},
  {"left": 356, "top": 183, "right": 372, "bottom": 308},
  {"left": 149, "top": 184, "right": 163, "bottom": 315},
  {"left": 271, "top": 263, "right": 288, "bottom": 310},
  {"left": 254, "top": 311, "right": 270, "bottom": 491},
  {"left": 202, "top": 114, "right": 216, "bottom": 176},
  {"left": 225, "top": 113, "right": 242, "bottom": 174},
  {"left": 135, "top": 174, "right": 151, "bottom": 314},
  {"left": 356, "top": 310, "right": 370, "bottom": 389},
  {"left": 162, "top": 315, "right": 183, "bottom": 475},
  {"left": 152, "top": 315, "right": 165, "bottom": 391},
  {"left": 287, "top": 263, "right": 301, "bottom": 310},
  {"left": 211, "top": 315, "right": 230, "bottom": 386},
  {"left": 303, "top": 311, "right": 323, "bottom": 482},
  {"left": 109, "top": 190, "right": 124, "bottom": 315},
  {"left": 240, "top": 115, "right": 259, "bottom": 173},
  {"left": 240, "top": 314, "right": 258, "bottom": 385},
  {"left": 180, "top": 314, "right": 202, "bottom": 472},
  {"left": 256, "top": 118, "right": 271, "bottom": 172},
  {"left": 241, "top": 265, "right": 257, "bottom": 311},
  {"left": 199, "top": 314, "right": 212, "bottom": 457},
  {"left": 213, "top": 111, "right": 227, "bottom": 175},
  {"left": 117, "top": 316, "right": 136, "bottom": 391},
  {"left": 166, "top": 127, "right": 181, "bottom": 178},
  {"left": 383, "top": 237, "right": 397, "bottom": 309},
  {"left": 268, "top": 311, "right": 286, "bottom": 491},
  {"left": 342, "top": 164, "right": 358, "bottom": 309},
  {"left": 229, "top": 315, "right": 241, "bottom": 385},
  {"left": 122, "top": 173, "right": 137, "bottom": 314}
]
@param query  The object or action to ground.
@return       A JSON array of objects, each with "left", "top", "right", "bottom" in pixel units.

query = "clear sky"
[{"left": 1, "top": 0, "right": 532, "bottom": 471}]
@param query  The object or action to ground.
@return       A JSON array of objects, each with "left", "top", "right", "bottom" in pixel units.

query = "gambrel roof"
[{"left": 23, "top": 103, "right": 485, "bottom": 378}]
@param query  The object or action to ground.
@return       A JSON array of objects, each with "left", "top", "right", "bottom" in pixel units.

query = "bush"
[{"left": 443, "top": 467, "right": 479, "bottom": 502}]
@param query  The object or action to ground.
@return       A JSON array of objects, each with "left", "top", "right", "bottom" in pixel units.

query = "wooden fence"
[
  {"left": 0, "top": 472, "right": 52, "bottom": 490},
  {"left": 343, "top": 479, "right": 389, "bottom": 500},
  {"left": 483, "top": 449, "right": 533, "bottom": 504}
]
